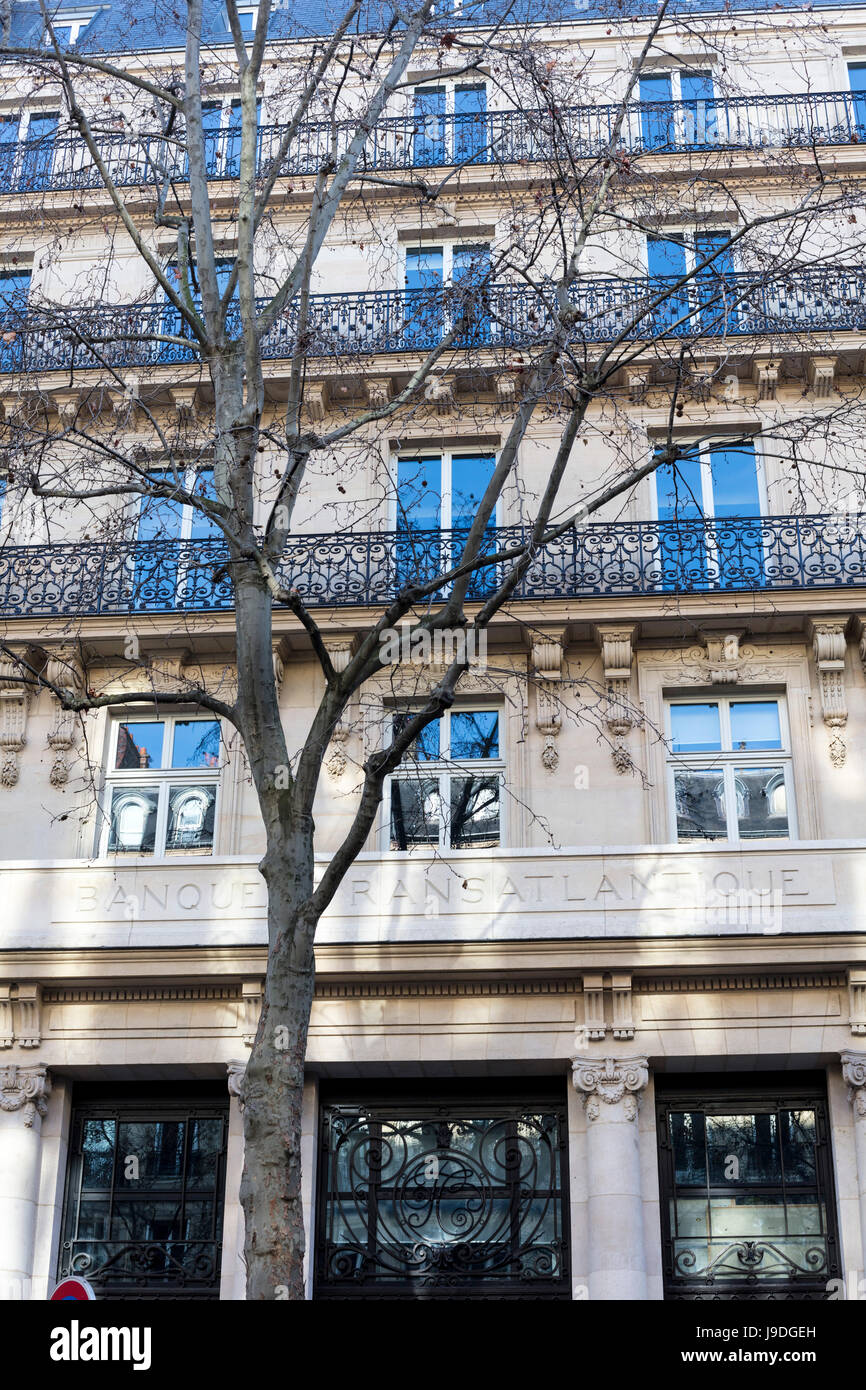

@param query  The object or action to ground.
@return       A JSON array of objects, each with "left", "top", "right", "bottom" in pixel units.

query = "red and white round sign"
[{"left": 49, "top": 1277, "right": 97, "bottom": 1301}]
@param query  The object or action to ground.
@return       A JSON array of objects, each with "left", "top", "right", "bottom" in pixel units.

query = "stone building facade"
[{"left": 1, "top": 0, "right": 866, "bottom": 1302}]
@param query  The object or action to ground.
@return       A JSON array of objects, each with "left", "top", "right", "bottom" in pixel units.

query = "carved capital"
[
  {"left": 572, "top": 1055, "right": 649, "bottom": 1120},
  {"left": 842, "top": 1051, "right": 866, "bottom": 1117},
  {"left": 226, "top": 1060, "right": 246, "bottom": 1110},
  {"left": 0, "top": 648, "right": 37, "bottom": 788},
  {"left": 0, "top": 1065, "right": 51, "bottom": 1126}
]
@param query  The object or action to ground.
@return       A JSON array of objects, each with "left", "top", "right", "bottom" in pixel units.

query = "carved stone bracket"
[
  {"left": 425, "top": 373, "right": 456, "bottom": 415},
  {"left": 365, "top": 377, "right": 392, "bottom": 409},
  {"left": 849, "top": 970, "right": 866, "bottom": 1037},
  {"left": 226, "top": 1060, "right": 246, "bottom": 1111},
  {"left": 0, "top": 1064, "right": 51, "bottom": 1126},
  {"left": 842, "top": 1051, "right": 866, "bottom": 1117},
  {"left": 324, "top": 638, "right": 355, "bottom": 778},
  {"left": 305, "top": 381, "right": 329, "bottom": 422},
  {"left": 531, "top": 635, "right": 565, "bottom": 772},
  {"left": 44, "top": 645, "right": 85, "bottom": 787},
  {"left": 752, "top": 357, "right": 780, "bottom": 401},
  {"left": 809, "top": 617, "right": 850, "bottom": 768},
  {"left": 689, "top": 358, "right": 718, "bottom": 403},
  {"left": 594, "top": 624, "right": 637, "bottom": 773},
  {"left": 808, "top": 355, "right": 837, "bottom": 398},
  {"left": 625, "top": 367, "right": 649, "bottom": 403},
  {"left": 580, "top": 972, "right": 634, "bottom": 1043},
  {"left": 0, "top": 986, "right": 11, "bottom": 1048},
  {"left": 572, "top": 1055, "right": 649, "bottom": 1122},
  {"left": 0, "top": 648, "right": 38, "bottom": 788},
  {"left": 168, "top": 386, "right": 198, "bottom": 421},
  {"left": 241, "top": 981, "right": 263, "bottom": 1048}
]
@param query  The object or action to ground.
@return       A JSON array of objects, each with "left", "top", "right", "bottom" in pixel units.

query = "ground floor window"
[
  {"left": 315, "top": 1085, "right": 570, "bottom": 1298},
  {"left": 58, "top": 1088, "right": 228, "bottom": 1299},
  {"left": 656, "top": 1081, "right": 840, "bottom": 1300}
]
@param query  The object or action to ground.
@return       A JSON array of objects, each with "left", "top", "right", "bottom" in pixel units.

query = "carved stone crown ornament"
[
  {"left": 593, "top": 625, "right": 637, "bottom": 774},
  {"left": 841, "top": 1051, "right": 866, "bottom": 1119},
  {"left": 572, "top": 1055, "right": 649, "bottom": 1122},
  {"left": 532, "top": 635, "right": 565, "bottom": 772},
  {"left": 808, "top": 617, "right": 851, "bottom": 769},
  {"left": 0, "top": 1064, "right": 51, "bottom": 1127}
]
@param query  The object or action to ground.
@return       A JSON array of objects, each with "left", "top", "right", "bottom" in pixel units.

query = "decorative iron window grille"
[
  {"left": 58, "top": 1099, "right": 228, "bottom": 1299},
  {"left": 315, "top": 1096, "right": 570, "bottom": 1298},
  {"left": 656, "top": 1087, "right": 840, "bottom": 1300}
]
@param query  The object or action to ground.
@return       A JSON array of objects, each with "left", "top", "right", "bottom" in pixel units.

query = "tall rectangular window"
[
  {"left": 316, "top": 1089, "right": 569, "bottom": 1298},
  {"left": 666, "top": 695, "right": 794, "bottom": 842},
  {"left": 102, "top": 713, "right": 223, "bottom": 857},
  {"left": 654, "top": 439, "right": 763, "bottom": 591},
  {"left": 657, "top": 1085, "right": 840, "bottom": 1300},
  {"left": 58, "top": 1094, "right": 228, "bottom": 1299},
  {"left": 639, "top": 70, "right": 716, "bottom": 150},
  {"left": 387, "top": 705, "right": 503, "bottom": 851}
]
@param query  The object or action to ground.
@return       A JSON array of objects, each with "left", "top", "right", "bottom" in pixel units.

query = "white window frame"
[
  {"left": 135, "top": 465, "right": 215, "bottom": 542},
  {"left": 403, "top": 239, "right": 491, "bottom": 291},
  {"left": 651, "top": 436, "right": 768, "bottom": 522},
  {"left": 665, "top": 694, "right": 796, "bottom": 844},
  {"left": 42, "top": 9, "right": 97, "bottom": 46},
  {"left": 389, "top": 447, "right": 501, "bottom": 532},
  {"left": 100, "top": 713, "right": 223, "bottom": 859},
  {"left": 383, "top": 704, "right": 505, "bottom": 852}
]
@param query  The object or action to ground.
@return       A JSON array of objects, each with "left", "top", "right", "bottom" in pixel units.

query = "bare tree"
[{"left": 1, "top": 0, "right": 865, "bottom": 1296}]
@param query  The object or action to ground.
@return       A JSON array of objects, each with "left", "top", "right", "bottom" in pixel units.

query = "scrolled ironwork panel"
[{"left": 316, "top": 1104, "right": 569, "bottom": 1297}]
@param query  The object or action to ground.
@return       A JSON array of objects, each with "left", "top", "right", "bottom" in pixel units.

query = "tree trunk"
[{"left": 239, "top": 862, "right": 317, "bottom": 1300}]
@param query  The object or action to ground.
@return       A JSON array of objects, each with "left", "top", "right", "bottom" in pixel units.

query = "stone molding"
[
  {"left": 531, "top": 633, "right": 566, "bottom": 772},
  {"left": 0, "top": 984, "right": 42, "bottom": 1048},
  {"left": 593, "top": 624, "right": 637, "bottom": 773},
  {"left": 227, "top": 1060, "right": 246, "bottom": 1110},
  {"left": 42, "top": 984, "right": 242, "bottom": 1003},
  {"left": 0, "top": 649, "right": 37, "bottom": 788},
  {"left": 44, "top": 646, "right": 85, "bottom": 787},
  {"left": 808, "top": 617, "right": 851, "bottom": 769},
  {"left": 633, "top": 971, "right": 846, "bottom": 994},
  {"left": 581, "top": 971, "right": 634, "bottom": 1040},
  {"left": 842, "top": 1050, "right": 866, "bottom": 1117},
  {"left": 849, "top": 970, "right": 866, "bottom": 1037},
  {"left": 323, "top": 638, "right": 356, "bottom": 779},
  {"left": 0, "top": 1064, "right": 51, "bottom": 1126},
  {"left": 572, "top": 1055, "right": 649, "bottom": 1121}
]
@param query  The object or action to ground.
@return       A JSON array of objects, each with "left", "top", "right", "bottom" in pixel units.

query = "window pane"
[
  {"left": 107, "top": 786, "right": 159, "bottom": 854},
  {"left": 780, "top": 1109, "right": 817, "bottom": 1183},
  {"left": 451, "top": 452, "right": 495, "bottom": 529},
  {"left": 708, "top": 444, "right": 760, "bottom": 519},
  {"left": 171, "top": 719, "right": 221, "bottom": 769},
  {"left": 166, "top": 785, "right": 216, "bottom": 854},
  {"left": 115, "top": 721, "right": 165, "bottom": 769},
  {"left": 393, "top": 712, "right": 440, "bottom": 762},
  {"left": 670, "top": 703, "right": 721, "bottom": 752},
  {"left": 450, "top": 710, "right": 499, "bottom": 760},
  {"left": 390, "top": 778, "right": 441, "bottom": 849},
  {"left": 80, "top": 1120, "right": 117, "bottom": 1189},
  {"left": 673, "top": 768, "right": 726, "bottom": 840},
  {"left": 729, "top": 700, "right": 782, "bottom": 751},
  {"left": 706, "top": 1113, "right": 781, "bottom": 1184},
  {"left": 449, "top": 774, "right": 500, "bottom": 848},
  {"left": 117, "top": 1121, "right": 186, "bottom": 1186},
  {"left": 405, "top": 247, "right": 443, "bottom": 292},
  {"left": 670, "top": 1111, "right": 706, "bottom": 1184},
  {"left": 396, "top": 456, "right": 441, "bottom": 531},
  {"left": 733, "top": 767, "right": 789, "bottom": 839}
]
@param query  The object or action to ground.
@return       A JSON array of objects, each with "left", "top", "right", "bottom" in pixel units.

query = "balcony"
[
  {"left": 2, "top": 90, "right": 866, "bottom": 195},
  {"left": 2, "top": 264, "right": 864, "bottom": 377},
  {"left": 2, "top": 515, "right": 865, "bottom": 619}
]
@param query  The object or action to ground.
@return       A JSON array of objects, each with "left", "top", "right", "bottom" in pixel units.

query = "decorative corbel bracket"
[
  {"left": 579, "top": 972, "right": 635, "bottom": 1042},
  {"left": 44, "top": 645, "right": 85, "bottom": 787},
  {"left": 305, "top": 381, "right": 329, "bottom": 423},
  {"left": 324, "top": 637, "right": 356, "bottom": 778},
  {"left": 699, "top": 629, "right": 745, "bottom": 685},
  {"left": 531, "top": 634, "right": 565, "bottom": 772},
  {"left": 425, "top": 373, "right": 456, "bottom": 416},
  {"left": 365, "top": 377, "right": 393, "bottom": 409},
  {"left": 689, "top": 358, "right": 718, "bottom": 403},
  {"left": 168, "top": 386, "right": 198, "bottom": 421},
  {"left": 849, "top": 969, "right": 866, "bottom": 1037},
  {"left": 809, "top": 616, "right": 850, "bottom": 768},
  {"left": 0, "top": 646, "right": 40, "bottom": 788},
  {"left": 808, "top": 355, "right": 837, "bottom": 399},
  {"left": 241, "top": 980, "right": 264, "bottom": 1048},
  {"left": 593, "top": 624, "right": 637, "bottom": 773},
  {"left": 752, "top": 357, "right": 780, "bottom": 402},
  {"left": 625, "top": 367, "right": 649, "bottom": 403}
]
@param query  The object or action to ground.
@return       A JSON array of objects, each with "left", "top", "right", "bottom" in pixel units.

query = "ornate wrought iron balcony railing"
[
  {"left": 2, "top": 264, "right": 865, "bottom": 374},
  {"left": 3, "top": 89, "right": 866, "bottom": 195},
  {"left": 2, "top": 514, "right": 865, "bottom": 618}
]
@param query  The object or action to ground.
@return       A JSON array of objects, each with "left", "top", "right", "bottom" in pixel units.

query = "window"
[
  {"left": 646, "top": 230, "right": 736, "bottom": 334},
  {"left": 42, "top": 9, "right": 97, "bottom": 47},
  {"left": 657, "top": 1085, "right": 840, "bottom": 1300},
  {"left": 392, "top": 450, "right": 498, "bottom": 595},
  {"left": 0, "top": 268, "right": 32, "bottom": 371},
  {"left": 387, "top": 706, "right": 503, "bottom": 850},
  {"left": 132, "top": 466, "right": 228, "bottom": 612},
  {"left": 234, "top": 5, "right": 257, "bottom": 31},
  {"left": 403, "top": 241, "right": 492, "bottom": 346},
  {"left": 849, "top": 62, "right": 866, "bottom": 137},
  {"left": 0, "top": 112, "right": 59, "bottom": 193},
  {"left": 653, "top": 439, "right": 764, "bottom": 591},
  {"left": 412, "top": 81, "right": 488, "bottom": 167},
  {"left": 58, "top": 1094, "right": 228, "bottom": 1299},
  {"left": 638, "top": 70, "right": 716, "bottom": 150},
  {"left": 102, "top": 714, "right": 222, "bottom": 857},
  {"left": 201, "top": 99, "right": 261, "bottom": 178},
  {"left": 666, "top": 696, "right": 794, "bottom": 843},
  {"left": 316, "top": 1088, "right": 569, "bottom": 1298}
]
